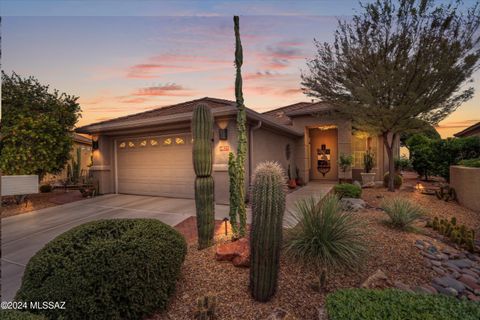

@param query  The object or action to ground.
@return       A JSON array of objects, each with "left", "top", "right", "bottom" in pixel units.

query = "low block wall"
[{"left": 450, "top": 165, "right": 480, "bottom": 212}]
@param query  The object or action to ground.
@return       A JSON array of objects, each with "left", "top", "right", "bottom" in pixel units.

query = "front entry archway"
[{"left": 309, "top": 127, "right": 338, "bottom": 181}]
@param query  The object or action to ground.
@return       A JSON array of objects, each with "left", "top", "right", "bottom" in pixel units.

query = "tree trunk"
[{"left": 383, "top": 132, "right": 397, "bottom": 192}]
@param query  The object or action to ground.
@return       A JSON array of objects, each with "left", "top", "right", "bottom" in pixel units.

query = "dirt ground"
[
  {"left": 154, "top": 171, "right": 479, "bottom": 320},
  {"left": 1, "top": 189, "right": 85, "bottom": 218}
]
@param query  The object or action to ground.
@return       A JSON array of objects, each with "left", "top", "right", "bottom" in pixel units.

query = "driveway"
[
  {"left": 1, "top": 182, "right": 332, "bottom": 301},
  {"left": 1, "top": 194, "right": 230, "bottom": 301}
]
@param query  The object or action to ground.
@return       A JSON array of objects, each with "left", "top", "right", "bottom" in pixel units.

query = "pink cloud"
[{"left": 134, "top": 83, "right": 195, "bottom": 97}]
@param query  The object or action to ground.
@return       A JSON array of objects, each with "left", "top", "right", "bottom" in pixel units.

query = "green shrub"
[
  {"left": 381, "top": 198, "right": 424, "bottom": 230},
  {"left": 326, "top": 288, "right": 480, "bottom": 320},
  {"left": 394, "top": 157, "right": 411, "bottom": 172},
  {"left": 0, "top": 310, "right": 46, "bottom": 320},
  {"left": 383, "top": 172, "right": 402, "bottom": 189},
  {"left": 16, "top": 219, "right": 187, "bottom": 320},
  {"left": 334, "top": 183, "right": 362, "bottom": 198},
  {"left": 39, "top": 184, "right": 52, "bottom": 193},
  {"left": 284, "top": 195, "right": 367, "bottom": 288},
  {"left": 459, "top": 158, "right": 480, "bottom": 167}
]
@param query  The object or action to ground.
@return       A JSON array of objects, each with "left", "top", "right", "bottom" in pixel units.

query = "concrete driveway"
[
  {"left": 1, "top": 194, "right": 230, "bottom": 301},
  {"left": 1, "top": 182, "right": 332, "bottom": 301}
]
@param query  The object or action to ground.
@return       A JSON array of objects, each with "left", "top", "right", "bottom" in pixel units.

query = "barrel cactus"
[
  {"left": 249, "top": 161, "right": 287, "bottom": 302},
  {"left": 192, "top": 104, "right": 215, "bottom": 249}
]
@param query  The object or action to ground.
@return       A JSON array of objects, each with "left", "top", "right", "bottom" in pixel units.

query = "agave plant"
[
  {"left": 381, "top": 198, "right": 424, "bottom": 230},
  {"left": 284, "top": 195, "right": 367, "bottom": 291}
]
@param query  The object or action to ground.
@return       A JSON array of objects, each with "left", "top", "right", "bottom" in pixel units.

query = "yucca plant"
[
  {"left": 284, "top": 195, "right": 367, "bottom": 291},
  {"left": 381, "top": 198, "right": 424, "bottom": 230}
]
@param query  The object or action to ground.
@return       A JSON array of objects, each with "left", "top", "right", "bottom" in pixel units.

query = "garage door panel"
[{"left": 116, "top": 135, "right": 195, "bottom": 198}]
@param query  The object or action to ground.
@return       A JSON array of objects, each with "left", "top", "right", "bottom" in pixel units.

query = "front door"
[{"left": 309, "top": 128, "right": 338, "bottom": 180}]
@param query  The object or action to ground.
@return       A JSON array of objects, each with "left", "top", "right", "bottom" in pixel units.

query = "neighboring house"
[
  {"left": 76, "top": 97, "right": 399, "bottom": 204},
  {"left": 42, "top": 133, "right": 93, "bottom": 184},
  {"left": 453, "top": 122, "right": 480, "bottom": 138}
]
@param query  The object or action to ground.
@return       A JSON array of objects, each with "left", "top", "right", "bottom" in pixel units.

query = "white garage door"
[{"left": 116, "top": 134, "right": 195, "bottom": 198}]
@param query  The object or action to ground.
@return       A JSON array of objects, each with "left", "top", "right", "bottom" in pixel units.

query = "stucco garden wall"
[{"left": 450, "top": 165, "right": 480, "bottom": 212}]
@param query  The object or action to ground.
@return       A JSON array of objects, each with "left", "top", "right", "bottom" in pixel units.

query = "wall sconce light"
[
  {"left": 219, "top": 128, "right": 228, "bottom": 140},
  {"left": 223, "top": 217, "right": 229, "bottom": 236},
  {"left": 92, "top": 136, "right": 99, "bottom": 150}
]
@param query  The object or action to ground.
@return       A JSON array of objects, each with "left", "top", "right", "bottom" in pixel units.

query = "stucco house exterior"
[{"left": 76, "top": 97, "right": 399, "bottom": 204}]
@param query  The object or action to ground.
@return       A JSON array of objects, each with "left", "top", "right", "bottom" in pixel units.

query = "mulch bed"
[{"left": 1, "top": 189, "right": 85, "bottom": 218}]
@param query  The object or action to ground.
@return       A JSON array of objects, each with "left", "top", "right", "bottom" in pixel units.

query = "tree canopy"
[
  {"left": 301, "top": 0, "right": 480, "bottom": 190},
  {"left": 0, "top": 72, "right": 81, "bottom": 177}
]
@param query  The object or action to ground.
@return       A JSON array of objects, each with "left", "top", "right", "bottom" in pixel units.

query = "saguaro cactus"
[
  {"left": 227, "top": 15, "right": 248, "bottom": 239},
  {"left": 192, "top": 104, "right": 215, "bottom": 249},
  {"left": 250, "top": 161, "right": 286, "bottom": 302}
]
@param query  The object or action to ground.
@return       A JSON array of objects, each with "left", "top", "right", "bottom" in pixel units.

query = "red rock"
[
  {"left": 458, "top": 275, "right": 480, "bottom": 291},
  {"left": 467, "top": 294, "right": 480, "bottom": 302},
  {"left": 215, "top": 238, "right": 250, "bottom": 268}
]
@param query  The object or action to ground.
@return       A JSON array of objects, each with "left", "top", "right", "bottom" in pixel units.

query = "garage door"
[{"left": 116, "top": 134, "right": 195, "bottom": 198}]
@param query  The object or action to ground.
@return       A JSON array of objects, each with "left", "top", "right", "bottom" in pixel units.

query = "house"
[
  {"left": 42, "top": 133, "right": 93, "bottom": 184},
  {"left": 76, "top": 97, "right": 399, "bottom": 204},
  {"left": 453, "top": 122, "right": 480, "bottom": 138}
]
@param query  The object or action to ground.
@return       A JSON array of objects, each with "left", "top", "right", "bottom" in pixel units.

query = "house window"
[
  {"left": 128, "top": 141, "right": 135, "bottom": 148},
  {"left": 163, "top": 138, "right": 172, "bottom": 146},
  {"left": 150, "top": 139, "right": 158, "bottom": 146},
  {"left": 119, "top": 142, "right": 126, "bottom": 148},
  {"left": 140, "top": 140, "right": 147, "bottom": 147},
  {"left": 351, "top": 132, "right": 377, "bottom": 169},
  {"left": 175, "top": 137, "right": 185, "bottom": 145}
]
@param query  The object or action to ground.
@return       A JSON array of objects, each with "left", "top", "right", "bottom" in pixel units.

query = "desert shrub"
[
  {"left": 383, "top": 173, "right": 402, "bottom": 189},
  {"left": 326, "top": 288, "right": 480, "bottom": 320},
  {"left": 459, "top": 158, "right": 480, "bottom": 168},
  {"left": 334, "top": 183, "right": 362, "bottom": 198},
  {"left": 0, "top": 310, "right": 46, "bottom": 320},
  {"left": 284, "top": 195, "right": 367, "bottom": 288},
  {"left": 39, "top": 184, "right": 53, "bottom": 193},
  {"left": 381, "top": 198, "right": 424, "bottom": 230},
  {"left": 394, "top": 157, "right": 411, "bottom": 172},
  {"left": 16, "top": 219, "right": 187, "bottom": 320}
]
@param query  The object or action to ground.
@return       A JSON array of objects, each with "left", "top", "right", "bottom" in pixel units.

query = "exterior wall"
[
  {"left": 290, "top": 115, "right": 351, "bottom": 183},
  {"left": 251, "top": 127, "right": 297, "bottom": 180},
  {"left": 91, "top": 135, "right": 114, "bottom": 194},
  {"left": 450, "top": 166, "right": 480, "bottom": 212},
  {"left": 42, "top": 142, "right": 92, "bottom": 184}
]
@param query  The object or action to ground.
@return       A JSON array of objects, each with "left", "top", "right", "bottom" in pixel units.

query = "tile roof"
[
  {"left": 263, "top": 101, "right": 333, "bottom": 125},
  {"left": 454, "top": 122, "right": 480, "bottom": 137}
]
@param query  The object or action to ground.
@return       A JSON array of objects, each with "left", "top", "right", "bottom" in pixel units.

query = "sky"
[{"left": 1, "top": 0, "right": 479, "bottom": 137}]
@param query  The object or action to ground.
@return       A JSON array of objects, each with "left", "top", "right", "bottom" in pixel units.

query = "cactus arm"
[{"left": 228, "top": 152, "right": 239, "bottom": 237}]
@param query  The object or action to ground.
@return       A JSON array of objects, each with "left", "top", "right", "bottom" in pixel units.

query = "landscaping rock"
[
  {"left": 458, "top": 275, "right": 480, "bottom": 292},
  {"left": 414, "top": 285, "right": 436, "bottom": 294},
  {"left": 432, "top": 266, "right": 445, "bottom": 275},
  {"left": 432, "top": 283, "right": 458, "bottom": 297},
  {"left": 340, "top": 198, "right": 366, "bottom": 212},
  {"left": 215, "top": 238, "right": 250, "bottom": 268},
  {"left": 266, "top": 308, "right": 297, "bottom": 320},
  {"left": 360, "top": 269, "right": 390, "bottom": 289},
  {"left": 394, "top": 281, "right": 414, "bottom": 293},
  {"left": 433, "top": 276, "right": 466, "bottom": 293},
  {"left": 467, "top": 294, "right": 480, "bottom": 302},
  {"left": 353, "top": 181, "right": 362, "bottom": 189},
  {"left": 431, "top": 260, "right": 442, "bottom": 267},
  {"left": 461, "top": 268, "right": 479, "bottom": 278},
  {"left": 448, "top": 259, "right": 473, "bottom": 269}
]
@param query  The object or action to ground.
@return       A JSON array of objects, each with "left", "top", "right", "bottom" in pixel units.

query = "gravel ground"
[{"left": 153, "top": 183, "right": 453, "bottom": 319}]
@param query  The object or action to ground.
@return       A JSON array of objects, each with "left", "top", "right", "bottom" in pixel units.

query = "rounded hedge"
[
  {"left": 334, "top": 183, "right": 362, "bottom": 198},
  {"left": 383, "top": 173, "right": 402, "bottom": 189},
  {"left": 1, "top": 310, "right": 46, "bottom": 320},
  {"left": 16, "top": 219, "right": 187, "bottom": 320}
]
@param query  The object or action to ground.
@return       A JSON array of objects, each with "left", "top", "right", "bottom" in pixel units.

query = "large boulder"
[
  {"left": 340, "top": 197, "right": 366, "bottom": 211},
  {"left": 215, "top": 237, "right": 250, "bottom": 267}
]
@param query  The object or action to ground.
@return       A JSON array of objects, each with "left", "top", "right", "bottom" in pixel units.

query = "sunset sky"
[{"left": 2, "top": 0, "right": 479, "bottom": 137}]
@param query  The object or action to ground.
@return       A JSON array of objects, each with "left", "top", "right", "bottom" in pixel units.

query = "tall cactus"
[
  {"left": 227, "top": 152, "right": 239, "bottom": 236},
  {"left": 227, "top": 15, "right": 248, "bottom": 238},
  {"left": 250, "top": 161, "right": 286, "bottom": 302},
  {"left": 192, "top": 104, "right": 215, "bottom": 249}
]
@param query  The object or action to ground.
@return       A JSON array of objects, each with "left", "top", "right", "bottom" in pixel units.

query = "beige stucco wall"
[
  {"left": 250, "top": 127, "right": 297, "bottom": 180},
  {"left": 90, "top": 135, "right": 114, "bottom": 194},
  {"left": 42, "top": 142, "right": 92, "bottom": 184},
  {"left": 450, "top": 166, "right": 480, "bottom": 212}
]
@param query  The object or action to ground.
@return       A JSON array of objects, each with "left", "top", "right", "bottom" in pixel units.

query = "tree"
[
  {"left": 406, "top": 134, "right": 435, "bottom": 180},
  {"left": 0, "top": 72, "right": 81, "bottom": 178},
  {"left": 400, "top": 123, "right": 440, "bottom": 148},
  {"left": 301, "top": 0, "right": 480, "bottom": 191}
]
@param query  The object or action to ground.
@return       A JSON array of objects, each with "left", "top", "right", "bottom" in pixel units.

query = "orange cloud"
[{"left": 134, "top": 83, "right": 195, "bottom": 97}]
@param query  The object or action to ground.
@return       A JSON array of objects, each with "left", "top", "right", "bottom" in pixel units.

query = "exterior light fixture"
[
  {"left": 223, "top": 217, "right": 229, "bottom": 236},
  {"left": 219, "top": 128, "right": 228, "bottom": 140},
  {"left": 92, "top": 136, "right": 99, "bottom": 150}
]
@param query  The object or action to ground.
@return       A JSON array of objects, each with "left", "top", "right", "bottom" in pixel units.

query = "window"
[
  {"left": 128, "top": 141, "right": 135, "bottom": 148},
  {"left": 119, "top": 142, "right": 126, "bottom": 148},
  {"left": 150, "top": 139, "right": 158, "bottom": 146},
  {"left": 163, "top": 138, "right": 172, "bottom": 146},
  {"left": 351, "top": 132, "right": 377, "bottom": 169},
  {"left": 140, "top": 140, "right": 147, "bottom": 147},
  {"left": 175, "top": 137, "right": 185, "bottom": 145}
]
